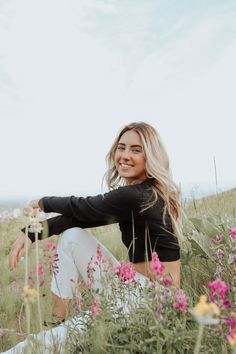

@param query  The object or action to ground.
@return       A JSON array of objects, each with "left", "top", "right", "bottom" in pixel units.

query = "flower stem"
[
  {"left": 194, "top": 323, "right": 204, "bottom": 354},
  {"left": 24, "top": 226, "right": 31, "bottom": 336},
  {"left": 35, "top": 232, "right": 43, "bottom": 331}
]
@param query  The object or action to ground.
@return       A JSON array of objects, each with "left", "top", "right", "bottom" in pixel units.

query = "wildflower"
[
  {"left": 43, "top": 242, "right": 59, "bottom": 275},
  {"left": 87, "top": 256, "right": 95, "bottom": 289},
  {"left": 96, "top": 244, "right": 103, "bottom": 261},
  {"left": 23, "top": 286, "right": 39, "bottom": 303},
  {"left": 116, "top": 262, "right": 136, "bottom": 283},
  {"left": 28, "top": 263, "right": 45, "bottom": 287},
  {"left": 229, "top": 228, "right": 236, "bottom": 241},
  {"left": 0, "top": 329, "right": 6, "bottom": 338},
  {"left": 29, "top": 221, "right": 43, "bottom": 234},
  {"left": 190, "top": 295, "right": 220, "bottom": 325},
  {"left": 75, "top": 293, "right": 84, "bottom": 313},
  {"left": 38, "top": 263, "right": 44, "bottom": 276},
  {"left": 91, "top": 296, "right": 102, "bottom": 319},
  {"left": 173, "top": 289, "right": 188, "bottom": 314},
  {"left": 150, "top": 252, "right": 172, "bottom": 286},
  {"left": 224, "top": 315, "right": 236, "bottom": 338},
  {"left": 151, "top": 252, "right": 164, "bottom": 276},
  {"left": 208, "top": 279, "right": 229, "bottom": 308},
  {"left": 47, "top": 241, "right": 57, "bottom": 251},
  {"left": 227, "top": 333, "right": 236, "bottom": 346},
  {"left": 153, "top": 285, "right": 172, "bottom": 322},
  {"left": 211, "top": 234, "right": 224, "bottom": 244}
]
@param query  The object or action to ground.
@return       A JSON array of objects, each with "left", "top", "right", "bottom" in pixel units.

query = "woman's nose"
[{"left": 121, "top": 148, "right": 131, "bottom": 159}]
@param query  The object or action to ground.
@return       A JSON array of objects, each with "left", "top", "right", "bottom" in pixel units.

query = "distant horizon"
[{"left": 0, "top": 180, "right": 235, "bottom": 208}]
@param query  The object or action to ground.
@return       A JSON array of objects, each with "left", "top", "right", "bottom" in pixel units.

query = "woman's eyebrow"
[{"left": 117, "top": 143, "right": 143, "bottom": 148}]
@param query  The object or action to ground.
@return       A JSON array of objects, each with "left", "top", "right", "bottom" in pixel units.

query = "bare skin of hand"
[
  {"left": 8, "top": 232, "right": 32, "bottom": 270},
  {"left": 28, "top": 199, "right": 40, "bottom": 210}
]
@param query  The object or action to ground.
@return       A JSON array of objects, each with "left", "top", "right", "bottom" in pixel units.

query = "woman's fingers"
[
  {"left": 8, "top": 232, "right": 31, "bottom": 270},
  {"left": 28, "top": 199, "right": 40, "bottom": 210},
  {"left": 9, "top": 247, "right": 21, "bottom": 270}
]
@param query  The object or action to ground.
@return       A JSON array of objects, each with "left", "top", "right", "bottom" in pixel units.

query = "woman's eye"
[
  {"left": 117, "top": 146, "right": 125, "bottom": 150},
  {"left": 132, "top": 149, "right": 142, "bottom": 153}
]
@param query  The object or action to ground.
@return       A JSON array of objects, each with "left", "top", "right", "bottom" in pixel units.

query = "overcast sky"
[{"left": 0, "top": 0, "right": 236, "bottom": 202}]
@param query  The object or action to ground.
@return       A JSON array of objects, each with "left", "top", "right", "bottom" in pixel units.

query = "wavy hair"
[{"left": 104, "top": 122, "right": 182, "bottom": 238}]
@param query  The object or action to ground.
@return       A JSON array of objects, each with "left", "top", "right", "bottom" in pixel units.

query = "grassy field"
[{"left": 0, "top": 188, "right": 236, "bottom": 353}]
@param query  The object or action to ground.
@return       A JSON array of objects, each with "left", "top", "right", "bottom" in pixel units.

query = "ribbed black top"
[{"left": 27, "top": 181, "right": 180, "bottom": 263}]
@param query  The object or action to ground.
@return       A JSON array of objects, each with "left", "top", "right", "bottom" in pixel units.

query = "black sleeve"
[
  {"left": 39, "top": 185, "right": 143, "bottom": 224},
  {"left": 24, "top": 214, "right": 114, "bottom": 242},
  {"left": 24, "top": 185, "right": 145, "bottom": 242}
]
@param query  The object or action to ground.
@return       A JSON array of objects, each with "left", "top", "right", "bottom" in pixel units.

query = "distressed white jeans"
[{"left": 2, "top": 228, "right": 147, "bottom": 354}]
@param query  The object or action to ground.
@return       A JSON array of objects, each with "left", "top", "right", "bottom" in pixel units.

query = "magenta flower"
[
  {"left": 208, "top": 279, "right": 230, "bottom": 308},
  {"left": 94, "top": 244, "right": 108, "bottom": 268},
  {"left": 75, "top": 293, "right": 84, "bottom": 313},
  {"left": 211, "top": 234, "right": 225, "bottom": 244},
  {"left": 229, "top": 228, "right": 236, "bottom": 241},
  {"left": 28, "top": 263, "right": 45, "bottom": 287},
  {"left": 96, "top": 244, "right": 103, "bottom": 261},
  {"left": 43, "top": 242, "right": 59, "bottom": 275},
  {"left": 208, "top": 279, "right": 228, "bottom": 300},
  {"left": 151, "top": 252, "right": 164, "bottom": 276},
  {"left": 46, "top": 241, "right": 57, "bottom": 251},
  {"left": 173, "top": 289, "right": 188, "bottom": 314},
  {"left": 87, "top": 256, "right": 95, "bottom": 289},
  {"left": 91, "top": 296, "right": 102, "bottom": 319},
  {"left": 224, "top": 315, "right": 236, "bottom": 338},
  {"left": 0, "top": 329, "right": 6, "bottom": 338},
  {"left": 116, "top": 262, "right": 137, "bottom": 283},
  {"left": 38, "top": 263, "right": 44, "bottom": 276},
  {"left": 150, "top": 252, "right": 173, "bottom": 286}
]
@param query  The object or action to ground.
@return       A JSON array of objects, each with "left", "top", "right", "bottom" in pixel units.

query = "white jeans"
[{"left": 2, "top": 228, "right": 147, "bottom": 354}]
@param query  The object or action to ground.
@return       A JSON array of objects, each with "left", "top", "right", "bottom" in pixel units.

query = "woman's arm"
[{"left": 24, "top": 213, "right": 119, "bottom": 243}]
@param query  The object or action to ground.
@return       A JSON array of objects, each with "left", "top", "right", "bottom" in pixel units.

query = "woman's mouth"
[{"left": 120, "top": 163, "right": 133, "bottom": 168}]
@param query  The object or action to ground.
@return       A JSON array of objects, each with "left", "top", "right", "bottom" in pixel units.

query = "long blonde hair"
[{"left": 104, "top": 122, "right": 182, "bottom": 238}]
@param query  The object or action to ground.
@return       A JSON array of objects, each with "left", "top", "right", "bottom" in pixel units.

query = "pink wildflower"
[
  {"left": 49, "top": 253, "right": 59, "bottom": 275},
  {"left": 47, "top": 241, "right": 57, "bottom": 251},
  {"left": 43, "top": 242, "right": 59, "bottom": 275},
  {"left": 0, "top": 329, "right": 6, "bottom": 338},
  {"left": 224, "top": 315, "right": 236, "bottom": 338},
  {"left": 229, "top": 228, "right": 236, "bottom": 241},
  {"left": 173, "top": 289, "right": 188, "bottom": 314},
  {"left": 116, "top": 262, "right": 137, "bottom": 283},
  {"left": 96, "top": 244, "right": 103, "bottom": 261},
  {"left": 208, "top": 279, "right": 229, "bottom": 308},
  {"left": 38, "top": 263, "right": 44, "bottom": 276},
  {"left": 91, "top": 296, "right": 102, "bottom": 319},
  {"left": 29, "top": 263, "right": 44, "bottom": 287},
  {"left": 75, "top": 293, "right": 84, "bottom": 313},
  {"left": 151, "top": 252, "right": 164, "bottom": 276},
  {"left": 87, "top": 256, "right": 95, "bottom": 289},
  {"left": 211, "top": 234, "right": 224, "bottom": 244},
  {"left": 150, "top": 252, "right": 172, "bottom": 286}
]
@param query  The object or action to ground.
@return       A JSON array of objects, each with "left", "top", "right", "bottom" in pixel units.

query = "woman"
[{"left": 6, "top": 122, "right": 181, "bottom": 353}]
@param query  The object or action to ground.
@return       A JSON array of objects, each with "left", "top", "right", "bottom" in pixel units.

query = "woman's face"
[{"left": 114, "top": 130, "right": 147, "bottom": 184}]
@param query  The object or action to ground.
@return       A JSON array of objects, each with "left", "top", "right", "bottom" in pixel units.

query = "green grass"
[{"left": 0, "top": 188, "right": 235, "bottom": 353}]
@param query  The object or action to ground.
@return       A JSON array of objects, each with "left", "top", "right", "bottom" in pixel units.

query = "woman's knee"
[{"left": 58, "top": 227, "right": 85, "bottom": 251}]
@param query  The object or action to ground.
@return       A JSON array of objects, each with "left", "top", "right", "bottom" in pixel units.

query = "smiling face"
[{"left": 114, "top": 130, "right": 147, "bottom": 184}]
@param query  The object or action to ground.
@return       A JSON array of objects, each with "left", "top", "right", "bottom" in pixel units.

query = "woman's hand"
[
  {"left": 8, "top": 232, "right": 32, "bottom": 270},
  {"left": 28, "top": 199, "right": 41, "bottom": 210}
]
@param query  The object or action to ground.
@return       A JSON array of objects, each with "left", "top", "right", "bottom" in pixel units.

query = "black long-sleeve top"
[{"left": 26, "top": 181, "right": 180, "bottom": 263}]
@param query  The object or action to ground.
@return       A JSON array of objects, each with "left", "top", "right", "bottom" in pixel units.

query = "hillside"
[{"left": 184, "top": 187, "right": 236, "bottom": 218}]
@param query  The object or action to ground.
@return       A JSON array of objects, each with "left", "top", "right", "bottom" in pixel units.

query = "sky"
[{"left": 0, "top": 0, "right": 236, "bottom": 203}]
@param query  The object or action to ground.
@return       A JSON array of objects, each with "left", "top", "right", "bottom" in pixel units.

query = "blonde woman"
[{"left": 6, "top": 122, "right": 181, "bottom": 353}]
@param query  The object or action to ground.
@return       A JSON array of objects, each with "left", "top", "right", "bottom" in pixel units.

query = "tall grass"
[{"left": 0, "top": 188, "right": 236, "bottom": 353}]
